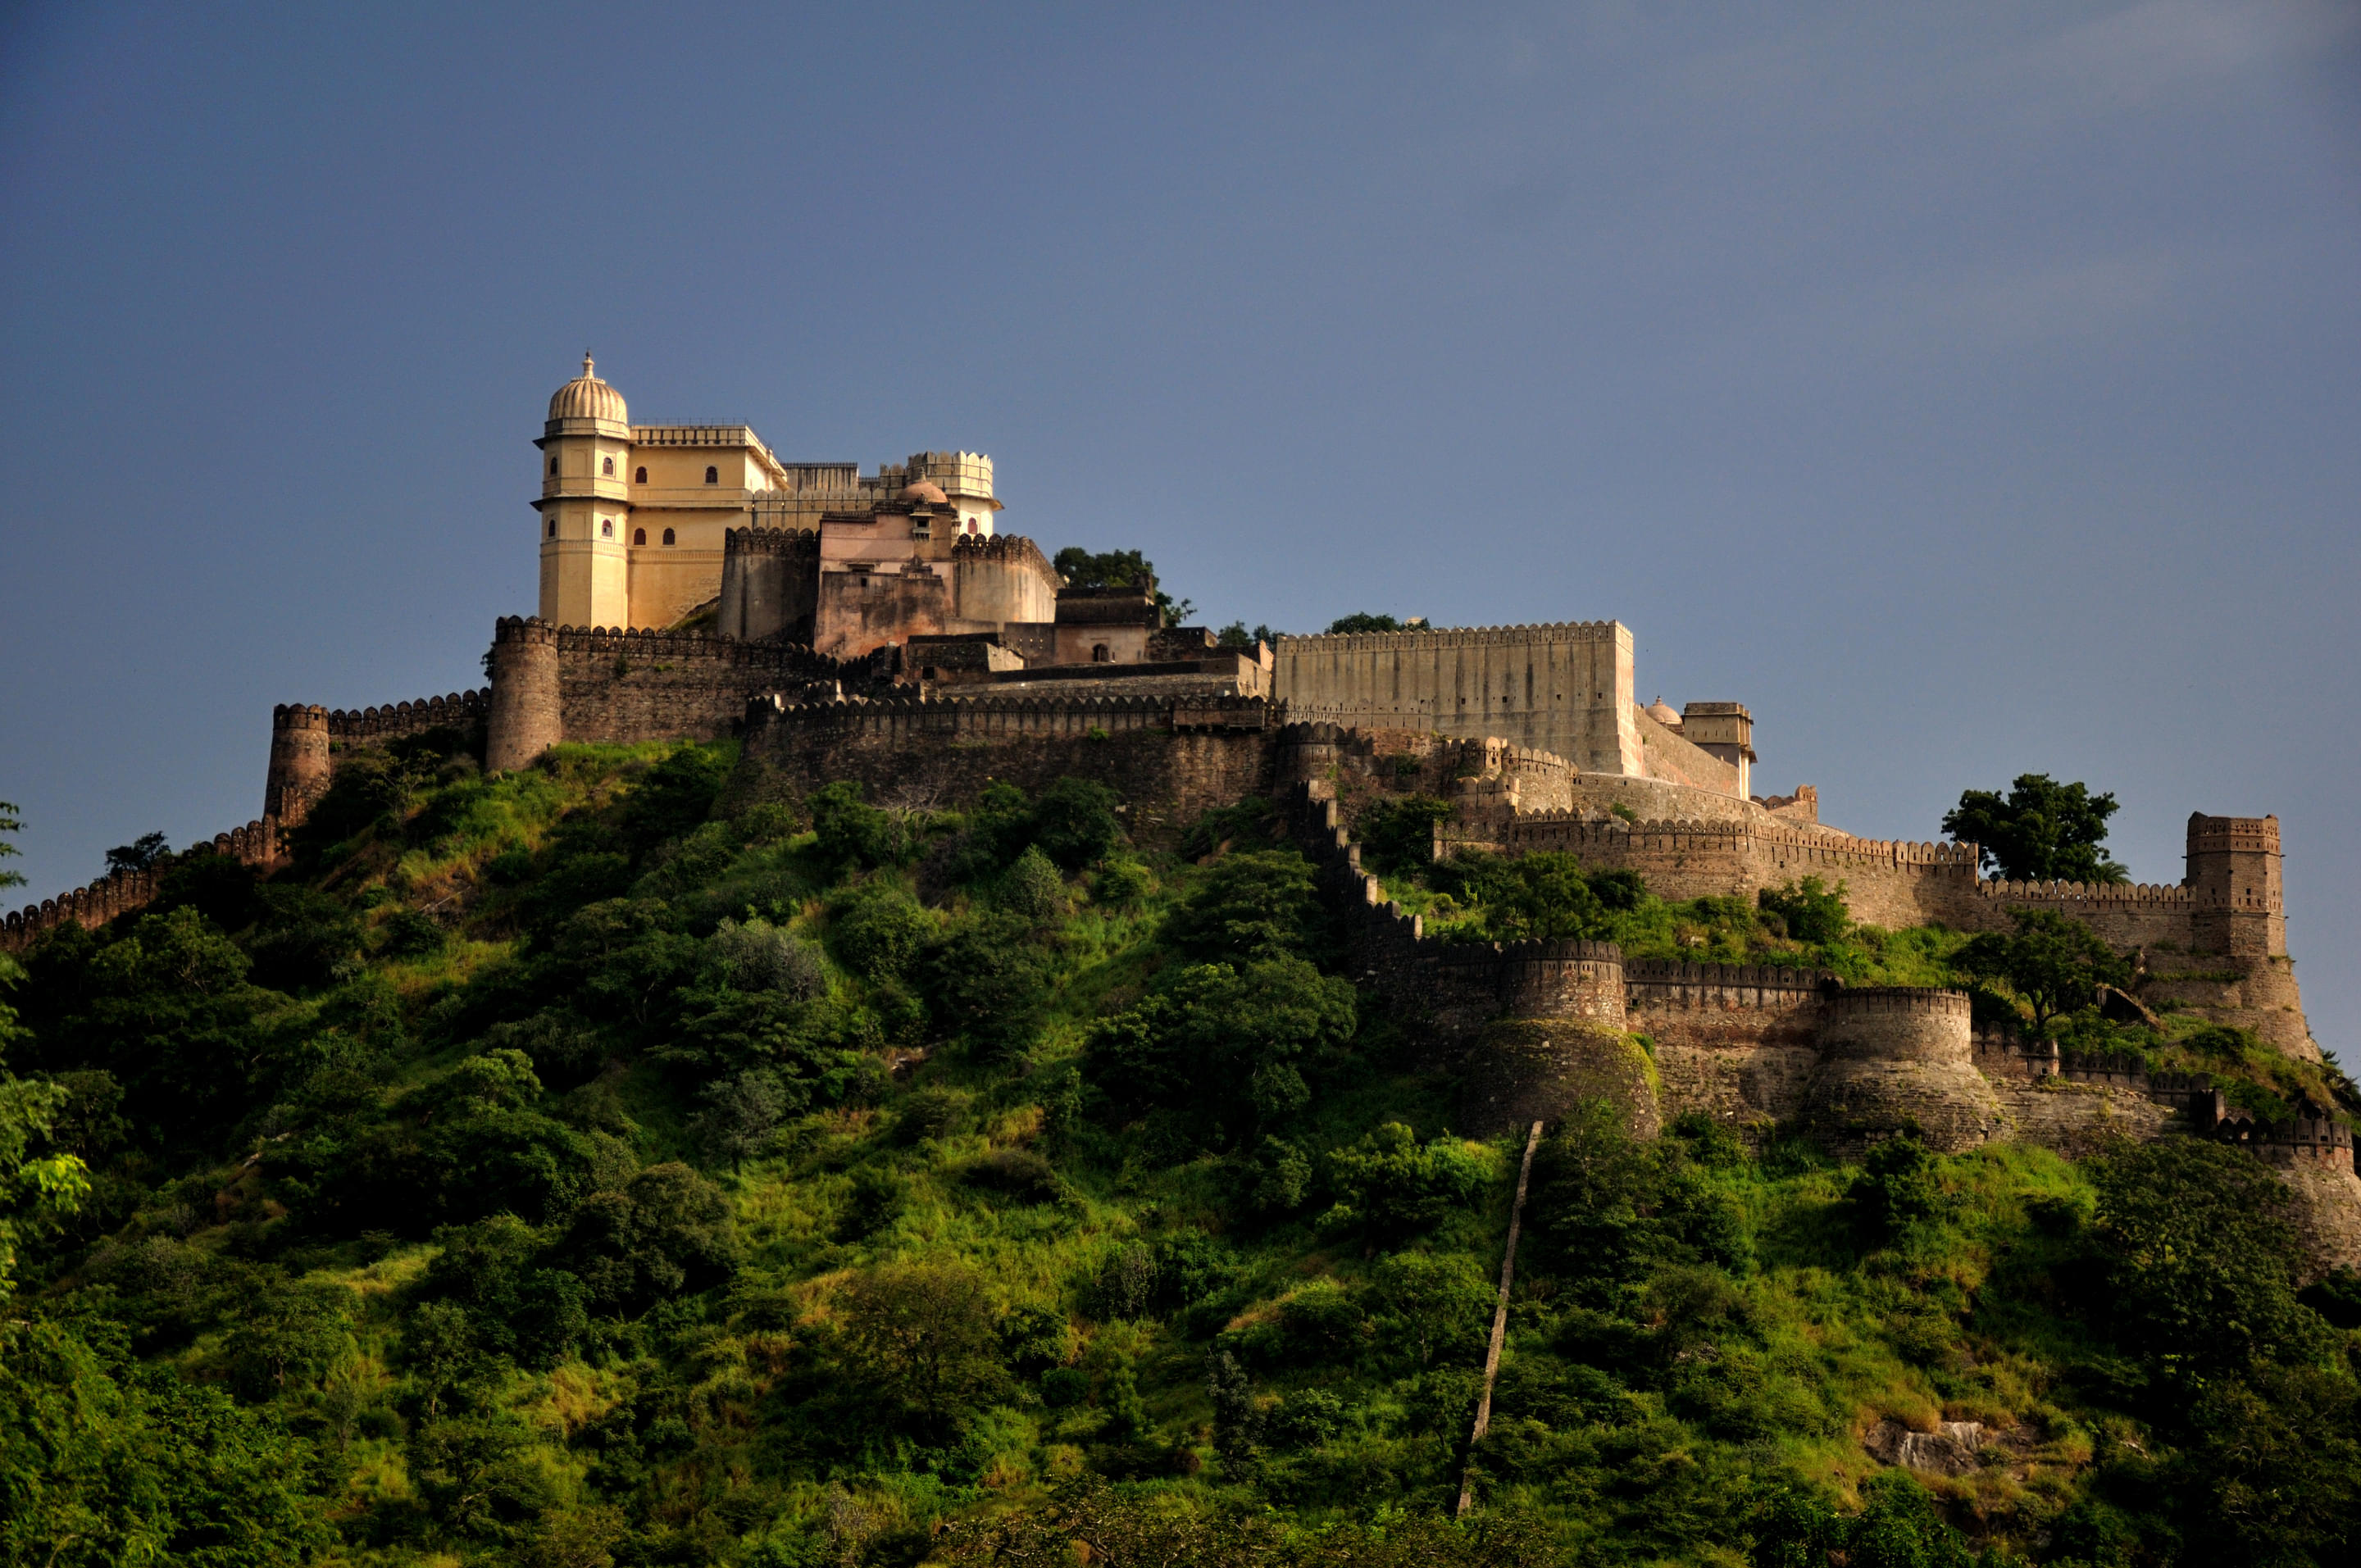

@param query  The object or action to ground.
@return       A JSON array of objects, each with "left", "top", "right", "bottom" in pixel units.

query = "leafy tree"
[
  {"left": 376, "top": 906, "right": 446, "bottom": 958},
  {"left": 555, "top": 1162, "right": 738, "bottom": 1313},
  {"left": 0, "top": 799, "right": 22, "bottom": 889},
  {"left": 1264, "top": 1386, "right": 1347, "bottom": 1448},
  {"left": 1204, "top": 1348, "right": 1259, "bottom": 1462},
  {"left": 836, "top": 1260, "right": 1003, "bottom": 1426},
  {"left": 827, "top": 883, "right": 930, "bottom": 983},
  {"left": 104, "top": 830, "right": 170, "bottom": 875},
  {"left": 1849, "top": 1133, "right": 1944, "bottom": 1241},
  {"left": 0, "top": 954, "right": 87, "bottom": 1302},
  {"left": 1435, "top": 850, "right": 1615, "bottom": 943},
  {"left": 1527, "top": 1098, "right": 1667, "bottom": 1284},
  {"left": 995, "top": 846, "right": 1069, "bottom": 924},
  {"left": 408, "top": 1407, "right": 549, "bottom": 1541},
  {"left": 1099, "top": 1358, "right": 1149, "bottom": 1442},
  {"left": 926, "top": 911, "right": 1053, "bottom": 1058},
  {"left": 1355, "top": 795, "right": 1453, "bottom": 874},
  {"left": 157, "top": 848, "right": 266, "bottom": 931},
  {"left": 1052, "top": 546, "right": 1191, "bottom": 622},
  {"left": 693, "top": 1068, "right": 788, "bottom": 1170},
  {"left": 2088, "top": 1136, "right": 2323, "bottom": 1380},
  {"left": 1758, "top": 875, "right": 1850, "bottom": 945},
  {"left": 618, "top": 743, "right": 733, "bottom": 856},
  {"left": 16, "top": 907, "right": 279, "bottom": 1152},
  {"left": 1246, "top": 1134, "right": 1312, "bottom": 1216},
  {"left": 244, "top": 884, "right": 363, "bottom": 991},
  {"left": 2172, "top": 1357, "right": 2361, "bottom": 1564},
  {"left": 704, "top": 914, "right": 825, "bottom": 996},
  {"left": 1085, "top": 956, "right": 1355, "bottom": 1145},
  {"left": 1325, "top": 612, "right": 1402, "bottom": 634},
  {"left": 1214, "top": 620, "right": 1276, "bottom": 648},
  {"left": 1028, "top": 776, "right": 1125, "bottom": 870},
  {"left": 223, "top": 1278, "right": 354, "bottom": 1401},
  {"left": 1369, "top": 1251, "right": 1494, "bottom": 1368},
  {"left": 1954, "top": 908, "right": 2130, "bottom": 1036},
  {"left": 401, "top": 1298, "right": 480, "bottom": 1417},
  {"left": 1753, "top": 1471, "right": 1987, "bottom": 1568},
  {"left": 1322, "top": 1124, "right": 1489, "bottom": 1242},
  {"left": 1942, "top": 773, "right": 2129, "bottom": 883},
  {"left": 1165, "top": 849, "right": 1324, "bottom": 962},
  {"left": 0, "top": 1318, "right": 333, "bottom": 1566},
  {"left": 808, "top": 780, "right": 912, "bottom": 871}
]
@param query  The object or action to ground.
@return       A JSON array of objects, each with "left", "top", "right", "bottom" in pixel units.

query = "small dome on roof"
[
  {"left": 548, "top": 352, "right": 628, "bottom": 425},
  {"left": 898, "top": 479, "right": 948, "bottom": 505},
  {"left": 1645, "top": 697, "right": 1681, "bottom": 727}
]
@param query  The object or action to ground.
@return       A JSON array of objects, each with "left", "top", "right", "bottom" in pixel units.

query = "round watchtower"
[
  {"left": 1805, "top": 987, "right": 1999, "bottom": 1153},
  {"left": 486, "top": 617, "right": 563, "bottom": 773},
  {"left": 1458, "top": 941, "right": 1660, "bottom": 1139},
  {"left": 266, "top": 704, "right": 332, "bottom": 827}
]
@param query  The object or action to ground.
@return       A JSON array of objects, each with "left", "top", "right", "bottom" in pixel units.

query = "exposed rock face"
[{"left": 1863, "top": 1419, "right": 1990, "bottom": 1478}]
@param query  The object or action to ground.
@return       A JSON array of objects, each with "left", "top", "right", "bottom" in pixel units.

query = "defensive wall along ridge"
[
  {"left": 11, "top": 610, "right": 2318, "bottom": 1075},
  {"left": 1, "top": 816, "right": 285, "bottom": 953},
  {"left": 1280, "top": 779, "right": 2360, "bottom": 1274}
]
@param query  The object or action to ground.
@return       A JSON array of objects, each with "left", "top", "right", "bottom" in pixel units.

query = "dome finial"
[{"left": 548, "top": 355, "right": 627, "bottom": 425}]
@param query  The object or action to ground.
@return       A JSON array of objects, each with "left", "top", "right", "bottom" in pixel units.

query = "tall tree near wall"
[
  {"left": 1942, "top": 773, "right": 2130, "bottom": 883},
  {"left": 1052, "top": 547, "right": 1192, "bottom": 623}
]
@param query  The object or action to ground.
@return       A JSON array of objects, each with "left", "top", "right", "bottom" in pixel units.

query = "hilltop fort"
[{"left": 11, "top": 356, "right": 2353, "bottom": 1270}]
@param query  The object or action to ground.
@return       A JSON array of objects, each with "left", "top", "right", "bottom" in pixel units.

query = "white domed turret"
[
  {"left": 547, "top": 352, "right": 630, "bottom": 430},
  {"left": 536, "top": 352, "right": 634, "bottom": 629}
]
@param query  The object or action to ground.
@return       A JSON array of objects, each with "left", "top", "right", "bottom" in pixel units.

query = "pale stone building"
[{"left": 535, "top": 355, "right": 1000, "bottom": 631}]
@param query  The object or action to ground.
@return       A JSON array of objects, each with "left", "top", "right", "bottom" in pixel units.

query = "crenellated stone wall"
[
  {"left": 1274, "top": 621, "right": 1640, "bottom": 775},
  {"left": 1, "top": 816, "right": 284, "bottom": 953},
  {"left": 267, "top": 691, "right": 489, "bottom": 826},
  {"left": 735, "top": 691, "right": 1276, "bottom": 841}
]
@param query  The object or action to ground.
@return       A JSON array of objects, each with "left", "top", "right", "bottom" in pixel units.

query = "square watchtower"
[{"left": 2186, "top": 813, "right": 2285, "bottom": 957}]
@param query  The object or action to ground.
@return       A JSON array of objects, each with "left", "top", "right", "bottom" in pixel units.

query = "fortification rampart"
[
  {"left": 1631, "top": 702, "right": 1742, "bottom": 795},
  {"left": 1974, "top": 878, "right": 2195, "bottom": 948},
  {"left": 717, "top": 526, "right": 821, "bottom": 644},
  {"left": 478, "top": 616, "right": 865, "bottom": 771},
  {"left": 1274, "top": 620, "right": 1640, "bottom": 775},
  {"left": 734, "top": 691, "right": 1276, "bottom": 840},
  {"left": 266, "top": 690, "right": 489, "bottom": 824},
  {"left": 1476, "top": 811, "right": 1983, "bottom": 928},
  {"left": 2, "top": 815, "right": 283, "bottom": 953}
]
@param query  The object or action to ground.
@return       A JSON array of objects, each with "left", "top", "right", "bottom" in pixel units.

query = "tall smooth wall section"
[{"left": 1274, "top": 622, "right": 1638, "bottom": 774}]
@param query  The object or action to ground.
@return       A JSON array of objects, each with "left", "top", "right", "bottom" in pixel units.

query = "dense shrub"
[{"left": 6, "top": 752, "right": 2342, "bottom": 1566}]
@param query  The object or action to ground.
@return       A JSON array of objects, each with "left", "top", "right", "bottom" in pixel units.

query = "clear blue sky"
[{"left": 3, "top": 3, "right": 2356, "bottom": 1047}]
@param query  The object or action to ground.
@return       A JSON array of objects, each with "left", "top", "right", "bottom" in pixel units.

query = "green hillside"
[{"left": 3, "top": 739, "right": 2359, "bottom": 1566}]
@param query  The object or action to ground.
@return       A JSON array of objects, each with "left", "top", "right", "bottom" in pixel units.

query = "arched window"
[
  {"left": 602, "top": 456, "right": 615, "bottom": 476},
  {"left": 601, "top": 518, "right": 614, "bottom": 539},
  {"left": 704, "top": 466, "right": 718, "bottom": 484},
  {"left": 635, "top": 466, "right": 647, "bottom": 484},
  {"left": 632, "top": 526, "right": 646, "bottom": 546},
  {"left": 545, "top": 518, "right": 556, "bottom": 539},
  {"left": 548, "top": 457, "right": 558, "bottom": 475},
  {"left": 965, "top": 519, "right": 977, "bottom": 534},
  {"left": 662, "top": 527, "right": 676, "bottom": 545},
  {"left": 1092, "top": 643, "right": 1111, "bottom": 663}
]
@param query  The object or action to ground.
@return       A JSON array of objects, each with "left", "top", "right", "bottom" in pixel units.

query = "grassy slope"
[{"left": 10, "top": 742, "right": 2354, "bottom": 1567}]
